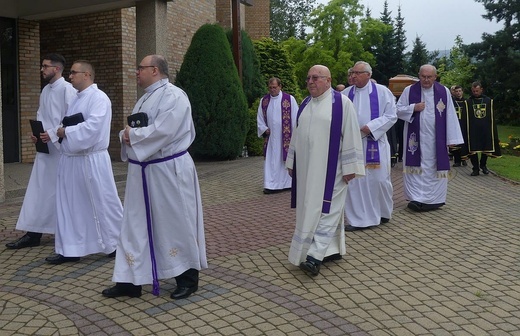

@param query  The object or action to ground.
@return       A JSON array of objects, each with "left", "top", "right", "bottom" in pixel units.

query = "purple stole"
[
  {"left": 407, "top": 81, "right": 450, "bottom": 174},
  {"left": 291, "top": 90, "right": 343, "bottom": 214},
  {"left": 261, "top": 92, "right": 293, "bottom": 161},
  {"left": 128, "top": 150, "right": 187, "bottom": 296},
  {"left": 348, "top": 82, "right": 380, "bottom": 168}
]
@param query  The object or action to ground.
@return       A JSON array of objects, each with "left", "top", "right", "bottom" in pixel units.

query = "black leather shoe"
[
  {"left": 452, "top": 162, "right": 461, "bottom": 167},
  {"left": 345, "top": 225, "right": 369, "bottom": 232},
  {"left": 470, "top": 170, "right": 479, "bottom": 176},
  {"left": 102, "top": 283, "right": 142, "bottom": 298},
  {"left": 381, "top": 217, "right": 390, "bottom": 224},
  {"left": 462, "top": 161, "right": 467, "bottom": 166},
  {"left": 5, "top": 234, "right": 40, "bottom": 249},
  {"left": 322, "top": 253, "right": 342, "bottom": 263},
  {"left": 299, "top": 260, "right": 320, "bottom": 276},
  {"left": 481, "top": 166, "right": 490, "bottom": 174},
  {"left": 170, "top": 286, "right": 198, "bottom": 300},
  {"left": 407, "top": 201, "right": 422, "bottom": 212},
  {"left": 45, "top": 254, "right": 80, "bottom": 265},
  {"left": 107, "top": 250, "right": 116, "bottom": 258}
]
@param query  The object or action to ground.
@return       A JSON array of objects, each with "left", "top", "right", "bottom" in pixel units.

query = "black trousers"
[
  {"left": 175, "top": 268, "right": 199, "bottom": 288},
  {"left": 470, "top": 153, "right": 488, "bottom": 170}
]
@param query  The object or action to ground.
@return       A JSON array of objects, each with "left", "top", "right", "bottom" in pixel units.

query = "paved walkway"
[{"left": 0, "top": 157, "right": 519, "bottom": 335}]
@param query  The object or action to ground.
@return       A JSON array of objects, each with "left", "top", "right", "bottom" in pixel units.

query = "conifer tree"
[{"left": 176, "top": 24, "right": 248, "bottom": 160}]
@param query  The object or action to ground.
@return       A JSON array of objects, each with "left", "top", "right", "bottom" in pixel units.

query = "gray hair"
[{"left": 354, "top": 61, "right": 372, "bottom": 75}]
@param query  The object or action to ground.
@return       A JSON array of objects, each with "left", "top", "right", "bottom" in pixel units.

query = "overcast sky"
[{"left": 315, "top": 0, "right": 503, "bottom": 51}]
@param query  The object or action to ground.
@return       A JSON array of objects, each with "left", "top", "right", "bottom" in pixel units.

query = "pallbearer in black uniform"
[
  {"left": 449, "top": 85, "right": 469, "bottom": 167},
  {"left": 466, "top": 81, "right": 501, "bottom": 176}
]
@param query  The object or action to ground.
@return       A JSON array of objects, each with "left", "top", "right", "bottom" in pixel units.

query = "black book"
[
  {"left": 127, "top": 112, "right": 149, "bottom": 128},
  {"left": 62, "top": 112, "right": 85, "bottom": 127},
  {"left": 29, "top": 119, "right": 49, "bottom": 154},
  {"left": 59, "top": 113, "right": 85, "bottom": 143}
]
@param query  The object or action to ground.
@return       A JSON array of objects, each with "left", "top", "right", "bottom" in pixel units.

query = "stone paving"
[{"left": 0, "top": 157, "right": 519, "bottom": 336}]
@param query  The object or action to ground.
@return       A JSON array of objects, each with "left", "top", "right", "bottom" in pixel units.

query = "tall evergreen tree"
[
  {"left": 373, "top": 1, "right": 397, "bottom": 85},
  {"left": 175, "top": 24, "right": 248, "bottom": 160},
  {"left": 406, "top": 36, "right": 429, "bottom": 74},
  {"left": 393, "top": 5, "right": 407, "bottom": 74},
  {"left": 467, "top": 0, "right": 520, "bottom": 124}
]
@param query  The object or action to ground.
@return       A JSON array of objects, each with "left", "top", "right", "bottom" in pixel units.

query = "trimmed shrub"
[
  {"left": 176, "top": 24, "right": 248, "bottom": 160},
  {"left": 253, "top": 38, "right": 301, "bottom": 101},
  {"left": 245, "top": 97, "right": 264, "bottom": 156},
  {"left": 226, "top": 30, "right": 265, "bottom": 108}
]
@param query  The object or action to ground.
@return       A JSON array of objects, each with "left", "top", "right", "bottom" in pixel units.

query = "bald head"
[
  {"left": 418, "top": 64, "right": 437, "bottom": 89},
  {"left": 306, "top": 65, "right": 332, "bottom": 98}
]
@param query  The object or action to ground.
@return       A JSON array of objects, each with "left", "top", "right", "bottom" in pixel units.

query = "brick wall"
[
  {"left": 166, "top": 0, "right": 216, "bottom": 80},
  {"left": 216, "top": 0, "right": 269, "bottom": 40},
  {"left": 215, "top": 0, "right": 232, "bottom": 29},
  {"left": 18, "top": 20, "right": 41, "bottom": 163},
  {"left": 245, "top": 0, "right": 270, "bottom": 39}
]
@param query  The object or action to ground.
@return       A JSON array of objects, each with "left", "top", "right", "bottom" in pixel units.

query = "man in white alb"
[
  {"left": 396, "top": 64, "right": 463, "bottom": 212},
  {"left": 343, "top": 61, "right": 397, "bottom": 231},
  {"left": 286, "top": 65, "right": 365, "bottom": 276},
  {"left": 102, "top": 55, "right": 207, "bottom": 300},
  {"left": 257, "top": 77, "right": 298, "bottom": 194},
  {"left": 46, "top": 60, "right": 123, "bottom": 264},
  {"left": 6, "top": 53, "right": 76, "bottom": 250}
]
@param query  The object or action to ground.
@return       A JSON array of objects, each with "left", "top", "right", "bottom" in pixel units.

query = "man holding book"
[{"left": 6, "top": 54, "right": 76, "bottom": 250}]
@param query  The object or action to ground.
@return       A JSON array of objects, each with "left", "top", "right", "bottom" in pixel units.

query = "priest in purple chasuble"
[
  {"left": 342, "top": 61, "right": 397, "bottom": 231},
  {"left": 396, "top": 64, "right": 463, "bottom": 212},
  {"left": 285, "top": 65, "right": 365, "bottom": 276},
  {"left": 257, "top": 77, "right": 298, "bottom": 194}
]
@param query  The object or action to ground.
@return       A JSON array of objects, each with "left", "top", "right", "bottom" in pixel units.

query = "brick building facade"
[{"left": 14, "top": 0, "right": 269, "bottom": 162}]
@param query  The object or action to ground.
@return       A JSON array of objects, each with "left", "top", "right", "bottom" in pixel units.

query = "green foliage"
[
  {"left": 245, "top": 98, "right": 264, "bottom": 156},
  {"left": 467, "top": 0, "right": 520, "bottom": 125},
  {"left": 253, "top": 38, "right": 301, "bottom": 100},
  {"left": 306, "top": 0, "right": 364, "bottom": 60},
  {"left": 270, "top": 0, "right": 317, "bottom": 41},
  {"left": 226, "top": 29, "right": 264, "bottom": 108},
  {"left": 299, "top": 0, "right": 379, "bottom": 86},
  {"left": 438, "top": 36, "right": 475, "bottom": 91},
  {"left": 405, "top": 36, "right": 438, "bottom": 74},
  {"left": 487, "top": 125, "right": 520, "bottom": 182},
  {"left": 371, "top": 1, "right": 403, "bottom": 85},
  {"left": 393, "top": 6, "right": 407, "bottom": 74},
  {"left": 175, "top": 24, "right": 248, "bottom": 160}
]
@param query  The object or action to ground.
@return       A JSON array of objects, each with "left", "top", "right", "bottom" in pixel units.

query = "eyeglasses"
[
  {"left": 136, "top": 65, "right": 156, "bottom": 71},
  {"left": 41, "top": 65, "right": 56, "bottom": 69},
  {"left": 350, "top": 71, "right": 369, "bottom": 75},
  {"left": 306, "top": 75, "right": 327, "bottom": 82},
  {"left": 70, "top": 70, "right": 87, "bottom": 75}
]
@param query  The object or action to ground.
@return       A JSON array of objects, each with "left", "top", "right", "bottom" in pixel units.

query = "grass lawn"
[{"left": 486, "top": 125, "right": 520, "bottom": 182}]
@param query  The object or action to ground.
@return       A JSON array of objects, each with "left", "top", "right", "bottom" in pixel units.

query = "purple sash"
[
  {"left": 407, "top": 82, "right": 449, "bottom": 172},
  {"left": 128, "top": 150, "right": 187, "bottom": 296},
  {"left": 291, "top": 90, "right": 343, "bottom": 214},
  {"left": 261, "top": 92, "right": 293, "bottom": 161},
  {"left": 348, "top": 82, "right": 380, "bottom": 168}
]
